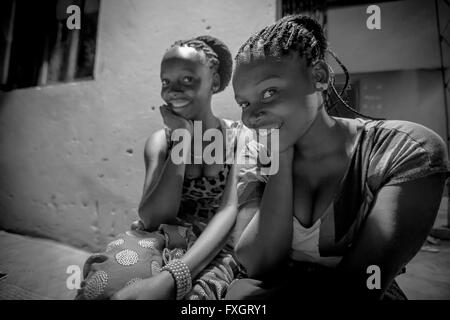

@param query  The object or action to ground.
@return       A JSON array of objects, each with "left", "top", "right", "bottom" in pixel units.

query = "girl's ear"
[
  {"left": 311, "top": 60, "right": 330, "bottom": 91},
  {"left": 212, "top": 72, "right": 221, "bottom": 93}
]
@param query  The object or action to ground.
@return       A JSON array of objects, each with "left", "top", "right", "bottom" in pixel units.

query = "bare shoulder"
[{"left": 144, "top": 129, "right": 169, "bottom": 161}]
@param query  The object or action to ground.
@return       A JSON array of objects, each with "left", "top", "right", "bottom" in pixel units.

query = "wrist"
[
  {"left": 161, "top": 270, "right": 176, "bottom": 299},
  {"left": 161, "top": 259, "right": 192, "bottom": 300}
]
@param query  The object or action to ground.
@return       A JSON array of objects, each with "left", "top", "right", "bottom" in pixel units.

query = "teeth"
[{"left": 170, "top": 99, "right": 190, "bottom": 108}]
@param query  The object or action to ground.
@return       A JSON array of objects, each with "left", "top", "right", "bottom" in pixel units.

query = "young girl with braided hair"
[
  {"left": 77, "top": 35, "right": 243, "bottom": 300},
  {"left": 226, "top": 15, "right": 449, "bottom": 300}
]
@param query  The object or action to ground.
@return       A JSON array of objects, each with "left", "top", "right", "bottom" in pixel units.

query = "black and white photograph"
[{"left": 0, "top": 0, "right": 449, "bottom": 309}]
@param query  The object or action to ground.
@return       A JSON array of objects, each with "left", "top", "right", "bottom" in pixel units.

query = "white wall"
[{"left": 0, "top": 0, "right": 276, "bottom": 251}]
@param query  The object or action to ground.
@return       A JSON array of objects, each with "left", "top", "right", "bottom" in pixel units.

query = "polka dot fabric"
[
  {"left": 115, "top": 249, "right": 139, "bottom": 266},
  {"left": 138, "top": 239, "right": 158, "bottom": 249},
  {"left": 75, "top": 222, "right": 241, "bottom": 300},
  {"left": 105, "top": 238, "right": 124, "bottom": 252},
  {"left": 83, "top": 271, "right": 108, "bottom": 300},
  {"left": 76, "top": 229, "right": 167, "bottom": 300}
]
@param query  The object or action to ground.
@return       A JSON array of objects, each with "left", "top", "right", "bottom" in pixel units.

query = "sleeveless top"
[
  {"left": 165, "top": 118, "right": 242, "bottom": 236},
  {"left": 236, "top": 118, "right": 450, "bottom": 266}
]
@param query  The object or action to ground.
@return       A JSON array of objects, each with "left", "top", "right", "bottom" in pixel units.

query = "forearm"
[
  {"left": 235, "top": 154, "right": 294, "bottom": 277},
  {"left": 333, "top": 174, "right": 446, "bottom": 299},
  {"left": 139, "top": 146, "right": 189, "bottom": 230},
  {"left": 181, "top": 164, "right": 238, "bottom": 278},
  {"left": 181, "top": 204, "right": 237, "bottom": 279}
]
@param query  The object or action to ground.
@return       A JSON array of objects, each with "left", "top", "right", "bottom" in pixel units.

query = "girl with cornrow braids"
[
  {"left": 79, "top": 36, "right": 244, "bottom": 300},
  {"left": 226, "top": 15, "right": 449, "bottom": 300}
]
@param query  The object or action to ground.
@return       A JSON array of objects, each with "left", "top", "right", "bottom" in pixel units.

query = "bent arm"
[
  {"left": 138, "top": 130, "right": 190, "bottom": 230},
  {"left": 180, "top": 164, "right": 239, "bottom": 279},
  {"left": 335, "top": 173, "right": 446, "bottom": 299},
  {"left": 234, "top": 150, "right": 294, "bottom": 278}
]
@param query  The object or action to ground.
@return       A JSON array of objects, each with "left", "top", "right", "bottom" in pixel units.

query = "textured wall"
[
  {"left": 352, "top": 70, "right": 448, "bottom": 141},
  {"left": 325, "top": 0, "right": 449, "bottom": 145},
  {"left": 327, "top": 0, "right": 444, "bottom": 73},
  {"left": 0, "top": 0, "right": 276, "bottom": 251}
]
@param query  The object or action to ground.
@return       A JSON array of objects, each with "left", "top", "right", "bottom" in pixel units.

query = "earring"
[{"left": 315, "top": 82, "right": 328, "bottom": 91}]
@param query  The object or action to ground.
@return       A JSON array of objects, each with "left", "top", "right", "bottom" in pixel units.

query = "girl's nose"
[
  {"left": 244, "top": 110, "right": 266, "bottom": 128},
  {"left": 167, "top": 82, "right": 184, "bottom": 94},
  {"left": 169, "top": 91, "right": 182, "bottom": 97},
  {"left": 166, "top": 88, "right": 185, "bottom": 100}
]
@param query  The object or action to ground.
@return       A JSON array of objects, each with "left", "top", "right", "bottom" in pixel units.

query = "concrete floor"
[
  {"left": 396, "top": 197, "right": 450, "bottom": 299},
  {"left": 0, "top": 231, "right": 89, "bottom": 299},
  {"left": 397, "top": 240, "right": 450, "bottom": 299},
  {"left": 0, "top": 198, "right": 449, "bottom": 300}
]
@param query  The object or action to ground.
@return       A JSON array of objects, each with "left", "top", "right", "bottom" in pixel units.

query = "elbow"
[
  {"left": 235, "top": 241, "right": 284, "bottom": 280},
  {"left": 137, "top": 205, "right": 158, "bottom": 231},
  {"left": 235, "top": 241, "right": 264, "bottom": 279},
  {"left": 137, "top": 206, "right": 151, "bottom": 230}
]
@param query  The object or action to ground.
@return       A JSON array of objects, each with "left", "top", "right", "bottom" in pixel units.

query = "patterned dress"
[
  {"left": 76, "top": 119, "right": 244, "bottom": 300},
  {"left": 165, "top": 118, "right": 244, "bottom": 300}
]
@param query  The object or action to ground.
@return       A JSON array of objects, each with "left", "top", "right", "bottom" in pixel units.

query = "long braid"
[
  {"left": 236, "top": 15, "right": 381, "bottom": 120},
  {"left": 326, "top": 49, "right": 384, "bottom": 120}
]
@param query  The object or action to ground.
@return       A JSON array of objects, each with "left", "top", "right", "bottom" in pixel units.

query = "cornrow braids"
[
  {"left": 236, "top": 15, "right": 324, "bottom": 66},
  {"left": 236, "top": 15, "right": 383, "bottom": 120},
  {"left": 172, "top": 38, "right": 219, "bottom": 70},
  {"left": 171, "top": 35, "right": 232, "bottom": 93}
]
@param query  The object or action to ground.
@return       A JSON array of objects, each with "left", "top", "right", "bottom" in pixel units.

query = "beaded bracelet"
[{"left": 161, "top": 259, "right": 192, "bottom": 300}]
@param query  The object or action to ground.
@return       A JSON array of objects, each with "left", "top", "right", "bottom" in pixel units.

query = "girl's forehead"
[
  {"left": 233, "top": 56, "right": 306, "bottom": 85},
  {"left": 162, "top": 46, "right": 207, "bottom": 66}
]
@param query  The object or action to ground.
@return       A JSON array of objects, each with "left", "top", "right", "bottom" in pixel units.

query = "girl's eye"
[
  {"left": 183, "top": 76, "right": 193, "bottom": 84},
  {"left": 238, "top": 102, "right": 250, "bottom": 109},
  {"left": 262, "top": 88, "right": 276, "bottom": 100},
  {"left": 161, "top": 79, "right": 169, "bottom": 87}
]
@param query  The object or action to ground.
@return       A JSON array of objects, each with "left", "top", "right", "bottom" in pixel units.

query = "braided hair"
[
  {"left": 236, "top": 15, "right": 382, "bottom": 120},
  {"left": 171, "top": 35, "right": 233, "bottom": 94}
]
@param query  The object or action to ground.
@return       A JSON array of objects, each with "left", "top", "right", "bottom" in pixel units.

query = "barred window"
[
  {"left": 277, "top": 0, "right": 327, "bottom": 29},
  {"left": 0, "top": 0, "right": 100, "bottom": 91}
]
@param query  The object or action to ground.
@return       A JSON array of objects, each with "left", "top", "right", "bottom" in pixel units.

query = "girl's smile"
[
  {"left": 233, "top": 56, "right": 318, "bottom": 151},
  {"left": 169, "top": 99, "right": 191, "bottom": 108},
  {"left": 160, "top": 46, "right": 215, "bottom": 119}
]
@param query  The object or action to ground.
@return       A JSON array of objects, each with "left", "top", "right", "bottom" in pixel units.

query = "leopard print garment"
[
  {"left": 165, "top": 119, "right": 242, "bottom": 236},
  {"left": 178, "top": 164, "right": 231, "bottom": 234}
]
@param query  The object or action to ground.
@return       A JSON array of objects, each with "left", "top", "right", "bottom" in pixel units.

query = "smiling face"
[
  {"left": 160, "top": 46, "right": 216, "bottom": 119},
  {"left": 233, "top": 54, "right": 319, "bottom": 151}
]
